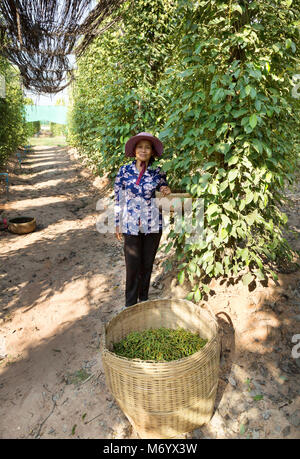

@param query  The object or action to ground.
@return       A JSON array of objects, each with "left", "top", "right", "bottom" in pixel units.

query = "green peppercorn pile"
[{"left": 112, "top": 327, "right": 208, "bottom": 361}]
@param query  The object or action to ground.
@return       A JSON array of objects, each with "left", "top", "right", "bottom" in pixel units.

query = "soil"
[{"left": 0, "top": 145, "right": 299, "bottom": 439}]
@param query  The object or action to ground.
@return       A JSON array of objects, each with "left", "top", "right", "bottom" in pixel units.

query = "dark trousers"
[{"left": 123, "top": 230, "right": 162, "bottom": 307}]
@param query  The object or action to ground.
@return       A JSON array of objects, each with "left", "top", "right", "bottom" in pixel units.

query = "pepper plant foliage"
[
  {"left": 158, "top": 0, "right": 300, "bottom": 301},
  {"left": 69, "top": 0, "right": 300, "bottom": 302},
  {"left": 68, "top": 0, "right": 176, "bottom": 176},
  {"left": 0, "top": 57, "right": 28, "bottom": 167}
]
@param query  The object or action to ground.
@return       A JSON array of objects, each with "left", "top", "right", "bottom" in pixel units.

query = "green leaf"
[
  {"left": 236, "top": 226, "right": 245, "bottom": 239},
  {"left": 218, "top": 168, "right": 227, "bottom": 177},
  {"left": 234, "top": 4, "right": 243, "bottom": 15},
  {"left": 245, "top": 85, "right": 251, "bottom": 96},
  {"left": 202, "top": 284, "right": 211, "bottom": 294},
  {"left": 215, "top": 262, "right": 224, "bottom": 275},
  {"left": 241, "top": 116, "right": 249, "bottom": 126},
  {"left": 239, "top": 199, "right": 246, "bottom": 211},
  {"left": 206, "top": 203, "right": 220, "bottom": 217},
  {"left": 71, "top": 424, "right": 77, "bottom": 435},
  {"left": 218, "top": 143, "right": 231, "bottom": 155},
  {"left": 178, "top": 69, "right": 194, "bottom": 78},
  {"left": 255, "top": 99, "right": 261, "bottom": 111},
  {"left": 242, "top": 273, "right": 254, "bottom": 286},
  {"left": 232, "top": 108, "right": 248, "bottom": 118},
  {"left": 228, "top": 169, "right": 239, "bottom": 182},
  {"left": 245, "top": 213, "right": 255, "bottom": 225},
  {"left": 165, "top": 242, "right": 173, "bottom": 254},
  {"left": 178, "top": 270, "right": 185, "bottom": 285},
  {"left": 239, "top": 200, "right": 246, "bottom": 211},
  {"left": 250, "top": 87, "right": 257, "bottom": 99},
  {"left": 205, "top": 264, "right": 214, "bottom": 274},
  {"left": 265, "top": 172, "right": 272, "bottom": 183},
  {"left": 281, "top": 213, "right": 288, "bottom": 225},
  {"left": 286, "top": 38, "right": 292, "bottom": 49},
  {"left": 189, "top": 262, "right": 197, "bottom": 273},
  {"left": 255, "top": 269, "right": 266, "bottom": 281},
  {"left": 159, "top": 128, "right": 172, "bottom": 139},
  {"left": 202, "top": 251, "right": 214, "bottom": 262},
  {"left": 249, "top": 114, "right": 257, "bottom": 128},
  {"left": 220, "top": 227, "right": 228, "bottom": 240},
  {"left": 252, "top": 139, "right": 263, "bottom": 154},
  {"left": 291, "top": 41, "right": 296, "bottom": 53},
  {"left": 220, "top": 180, "right": 229, "bottom": 193},
  {"left": 210, "top": 183, "right": 218, "bottom": 195},
  {"left": 186, "top": 292, "right": 194, "bottom": 301},
  {"left": 203, "top": 161, "right": 217, "bottom": 171},
  {"left": 267, "top": 158, "right": 277, "bottom": 166},
  {"left": 245, "top": 191, "right": 254, "bottom": 205},
  {"left": 240, "top": 424, "right": 246, "bottom": 435},
  {"left": 253, "top": 395, "right": 264, "bottom": 401},
  {"left": 253, "top": 255, "right": 263, "bottom": 270},
  {"left": 199, "top": 173, "right": 212, "bottom": 184},
  {"left": 228, "top": 155, "right": 239, "bottom": 166},
  {"left": 240, "top": 248, "right": 249, "bottom": 261},
  {"left": 269, "top": 270, "right": 278, "bottom": 281},
  {"left": 194, "top": 288, "right": 201, "bottom": 302},
  {"left": 221, "top": 214, "right": 231, "bottom": 227},
  {"left": 223, "top": 202, "right": 235, "bottom": 212},
  {"left": 212, "top": 88, "right": 225, "bottom": 103},
  {"left": 245, "top": 377, "right": 251, "bottom": 388}
]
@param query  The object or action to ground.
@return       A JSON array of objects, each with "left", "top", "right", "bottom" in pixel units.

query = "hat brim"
[{"left": 125, "top": 134, "right": 163, "bottom": 157}]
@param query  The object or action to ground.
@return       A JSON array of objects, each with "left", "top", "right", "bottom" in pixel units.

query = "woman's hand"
[
  {"left": 115, "top": 226, "right": 123, "bottom": 242},
  {"left": 159, "top": 185, "right": 171, "bottom": 196}
]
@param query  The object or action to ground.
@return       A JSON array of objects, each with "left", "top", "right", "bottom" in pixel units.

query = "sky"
[{"left": 25, "top": 86, "right": 69, "bottom": 106}]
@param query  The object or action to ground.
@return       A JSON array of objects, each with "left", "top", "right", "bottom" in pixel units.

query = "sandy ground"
[{"left": 0, "top": 145, "right": 299, "bottom": 439}]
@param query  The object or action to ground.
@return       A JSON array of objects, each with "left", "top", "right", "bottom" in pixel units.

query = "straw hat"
[{"left": 125, "top": 132, "right": 163, "bottom": 157}]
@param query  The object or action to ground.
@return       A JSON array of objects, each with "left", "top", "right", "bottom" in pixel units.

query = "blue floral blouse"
[{"left": 114, "top": 160, "right": 168, "bottom": 235}]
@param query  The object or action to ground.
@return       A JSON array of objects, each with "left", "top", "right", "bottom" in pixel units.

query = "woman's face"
[{"left": 135, "top": 140, "right": 153, "bottom": 162}]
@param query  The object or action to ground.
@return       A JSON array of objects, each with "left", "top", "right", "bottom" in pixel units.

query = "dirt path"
[
  {"left": 0, "top": 146, "right": 300, "bottom": 439},
  {"left": 0, "top": 146, "right": 133, "bottom": 439}
]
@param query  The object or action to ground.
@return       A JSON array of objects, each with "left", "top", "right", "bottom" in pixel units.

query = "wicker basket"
[
  {"left": 101, "top": 298, "right": 220, "bottom": 439},
  {"left": 155, "top": 191, "right": 191, "bottom": 212}
]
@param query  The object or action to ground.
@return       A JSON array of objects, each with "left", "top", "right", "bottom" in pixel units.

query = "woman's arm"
[
  {"left": 157, "top": 168, "right": 171, "bottom": 196},
  {"left": 114, "top": 167, "right": 124, "bottom": 241}
]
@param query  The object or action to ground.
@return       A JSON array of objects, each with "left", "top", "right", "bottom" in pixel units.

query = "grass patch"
[
  {"left": 28, "top": 135, "right": 67, "bottom": 147},
  {"left": 65, "top": 369, "right": 90, "bottom": 385}
]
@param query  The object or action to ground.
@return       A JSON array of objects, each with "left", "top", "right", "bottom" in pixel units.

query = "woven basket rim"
[
  {"left": 101, "top": 298, "right": 218, "bottom": 365},
  {"left": 155, "top": 191, "right": 191, "bottom": 198}
]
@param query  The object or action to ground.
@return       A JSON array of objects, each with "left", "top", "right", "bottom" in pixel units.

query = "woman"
[{"left": 114, "top": 132, "right": 171, "bottom": 308}]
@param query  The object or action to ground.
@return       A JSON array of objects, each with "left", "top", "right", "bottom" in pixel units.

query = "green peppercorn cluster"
[{"left": 112, "top": 327, "right": 207, "bottom": 361}]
